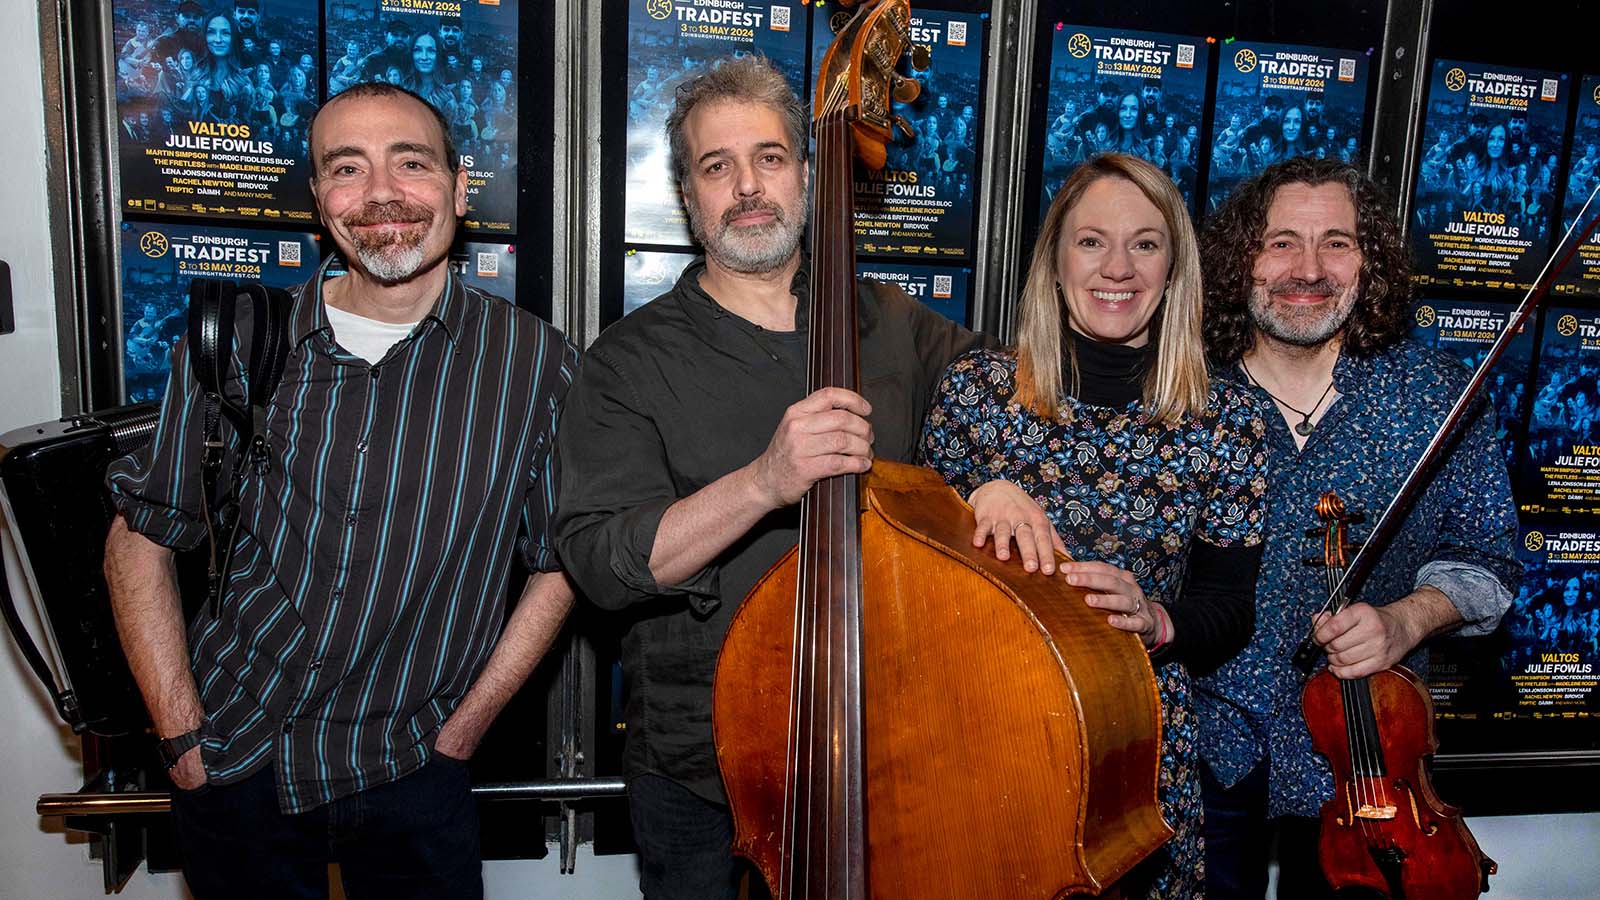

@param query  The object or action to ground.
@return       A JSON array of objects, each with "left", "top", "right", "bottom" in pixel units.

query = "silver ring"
[
  {"left": 1016, "top": 522, "right": 1032, "bottom": 530},
  {"left": 1132, "top": 596, "right": 1143, "bottom": 617}
]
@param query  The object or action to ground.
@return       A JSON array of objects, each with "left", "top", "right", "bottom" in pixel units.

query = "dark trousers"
[
  {"left": 172, "top": 756, "right": 481, "bottom": 900},
  {"left": 629, "top": 773, "right": 762, "bottom": 900},
  {"left": 1202, "top": 761, "right": 1337, "bottom": 900}
]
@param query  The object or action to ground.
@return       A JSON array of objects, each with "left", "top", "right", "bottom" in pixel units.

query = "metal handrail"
[{"left": 38, "top": 777, "right": 628, "bottom": 818}]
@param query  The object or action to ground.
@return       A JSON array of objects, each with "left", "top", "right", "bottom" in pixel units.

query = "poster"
[
  {"left": 623, "top": 0, "right": 807, "bottom": 247},
  {"left": 1412, "top": 60, "right": 1568, "bottom": 292},
  {"left": 1408, "top": 298, "right": 1535, "bottom": 478},
  {"left": 1519, "top": 307, "right": 1600, "bottom": 516},
  {"left": 1040, "top": 26, "right": 1207, "bottom": 214},
  {"left": 857, "top": 262, "right": 969, "bottom": 325},
  {"left": 326, "top": 0, "right": 520, "bottom": 233},
  {"left": 121, "top": 219, "right": 318, "bottom": 402},
  {"left": 1430, "top": 520, "right": 1600, "bottom": 731},
  {"left": 812, "top": 8, "right": 984, "bottom": 258},
  {"left": 1554, "top": 74, "right": 1600, "bottom": 297},
  {"left": 622, "top": 250, "right": 696, "bottom": 317},
  {"left": 113, "top": 0, "right": 318, "bottom": 222},
  {"left": 455, "top": 241, "right": 517, "bottom": 302},
  {"left": 1205, "top": 40, "right": 1369, "bottom": 212}
]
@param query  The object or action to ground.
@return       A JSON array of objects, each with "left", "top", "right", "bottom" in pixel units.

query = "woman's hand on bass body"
[
  {"left": 968, "top": 480, "right": 1066, "bottom": 575},
  {"left": 1064, "top": 560, "right": 1168, "bottom": 648}
]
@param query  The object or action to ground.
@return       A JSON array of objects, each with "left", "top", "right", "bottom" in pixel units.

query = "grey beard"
[
  {"left": 354, "top": 241, "right": 427, "bottom": 284},
  {"left": 1247, "top": 288, "right": 1355, "bottom": 348},
  {"left": 687, "top": 199, "right": 807, "bottom": 275}
]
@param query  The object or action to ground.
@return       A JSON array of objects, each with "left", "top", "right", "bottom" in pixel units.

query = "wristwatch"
[{"left": 157, "top": 729, "right": 203, "bottom": 769}]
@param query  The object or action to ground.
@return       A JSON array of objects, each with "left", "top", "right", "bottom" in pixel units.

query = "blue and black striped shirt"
[{"left": 108, "top": 256, "right": 579, "bottom": 812}]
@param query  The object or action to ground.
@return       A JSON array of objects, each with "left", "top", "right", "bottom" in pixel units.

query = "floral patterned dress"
[{"left": 920, "top": 348, "right": 1269, "bottom": 899}]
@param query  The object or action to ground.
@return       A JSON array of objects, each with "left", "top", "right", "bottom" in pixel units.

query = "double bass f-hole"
[{"left": 1301, "top": 491, "right": 1496, "bottom": 899}]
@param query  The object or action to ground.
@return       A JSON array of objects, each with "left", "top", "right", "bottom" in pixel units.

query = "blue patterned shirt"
[{"left": 1193, "top": 339, "right": 1518, "bottom": 818}]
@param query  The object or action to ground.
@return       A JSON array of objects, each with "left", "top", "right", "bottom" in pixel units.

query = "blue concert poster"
[
  {"left": 120, "top": 219, "right": 319, "bottom": 403},
  {"left": 1429, "top": 518, "right": 1600, "bottom": 724},
  {"left": 812, "top": 8, "right": 985, "bottom": 259},
  {"left": 1408, "top": 298, "right": 1535, "bottom": 479},
  {"left": 1554, "top": 74, "right": 1600, "bottom": 297},
  {"left": 624, "top": 0, "right": 807, "bottom": 247},
  {"left": 1205, "top": 40, "right": 1369, "bottom": 213},
  {"left": 856, "top": 262, "right": 970, "bottom": 326},
  {"left": 326, "top": 0, "right": 520, "bottom": 233},
  {"left": 1039, "top": 25, "right": 1208, "bottom": 215},
  {"left": 1412, "top": 60, "right": 1568, "bottom": 292},
  {"left": 622, "top": 249, "right": 696, "bottom": 317},
  {"left": 113, "top": 0, "right": 318, "bottom": 222},
  {"left": 1519, "top": 307, "right": 1600, "bottom": 516},
  {"left": 454, "top": 241, "right": 517, "bottom": 302}
]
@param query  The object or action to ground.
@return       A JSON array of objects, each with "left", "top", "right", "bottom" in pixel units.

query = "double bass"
[{"left": 711, "top": 2, "right": 1170, "bottom": 897}]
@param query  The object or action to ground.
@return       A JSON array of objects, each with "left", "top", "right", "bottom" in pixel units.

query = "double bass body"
[{"left": 713, "top": 461, "right": 1170, "bottom": 899}]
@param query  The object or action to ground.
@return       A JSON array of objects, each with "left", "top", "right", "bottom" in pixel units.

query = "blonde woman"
[{"left": 920, "top": 153, "right": 1268, "bottom": 899}]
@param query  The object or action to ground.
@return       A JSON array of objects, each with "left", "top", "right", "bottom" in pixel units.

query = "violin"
[
  {"left": 1302, "top": 492, "right": 1495, "bottom": 899},
  {"left": 711, "top": 2, "right": 1169, "bottom": 897}
]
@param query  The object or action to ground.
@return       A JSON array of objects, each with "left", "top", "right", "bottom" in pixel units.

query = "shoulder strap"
[{"left": 185, "top": 278, "right": 293, "bottom": 616}]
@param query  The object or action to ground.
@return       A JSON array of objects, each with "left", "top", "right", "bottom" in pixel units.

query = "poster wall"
[
  {"left": 1412, "top": 60, "right": 1568, "bottom": 292},
  {"left": 1205, "top": 40, "right": 1369, "bottom": 212},
  {"left": 623, "top": 0, "right": 807, "bottom": 247},
  {"left": 1408, "top": 298, "right": 1535, "bottom": 477},
  {"left": 811, "top": 9, "right": 984, "bottom": 258},
  {"left": 113, "top": 0, "right": 319, "bottom": 223},
  {"left": 325, "top": 0, "right": 521, "bottom": 233},
  {"left": 1040, "top": 26, "right": 1208, "bottom": 214},
  {"left": 1429, "top": 520, "right": 1600, "bottom": 731},
  {"left": 121, "top": 220, "right": 318, "bottom": 402},
  {"left": 857, "top": 262, "right": 969, "bottom": 325},
  {"left": 1520, "top": 307, "right": 1600, "bottom": 516},
  {"left": 1555, "top": 74, "right": 1600, "bottom": 297}
]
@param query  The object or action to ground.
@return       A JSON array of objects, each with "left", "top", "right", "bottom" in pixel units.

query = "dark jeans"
[
  {"left": 172, "top": 756, "right": 481, "bottom": 900},
  {"left": 629, "top": 773, "right": 759, "bottom": 900},
  {"left": 1202, "top": 761, "right": 1336, "bottom": 900}
]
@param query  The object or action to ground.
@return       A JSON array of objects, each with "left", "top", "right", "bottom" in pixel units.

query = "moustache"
[
  {"left": 721, "top": 199, "right": 784, "bottom": 228},
  {"left": 1267, "top": 278, "right": 1339, "bottom": 297},
  {"left": 343, "top": 202, "right": 433, "bottom": 239}
]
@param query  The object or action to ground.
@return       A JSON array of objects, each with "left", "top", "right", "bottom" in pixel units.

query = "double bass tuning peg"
[{"left": 892, "top": 75, "right": 921, "bottom": 104}]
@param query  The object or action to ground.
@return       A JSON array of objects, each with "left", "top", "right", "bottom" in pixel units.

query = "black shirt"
[{"left": 553, "top": 259, "right": 994, "bottom": 801}]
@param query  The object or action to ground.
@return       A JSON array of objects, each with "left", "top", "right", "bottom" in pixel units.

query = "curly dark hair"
[{"left": 1201, "top": 157, "right": 1412, "bottom": 364}]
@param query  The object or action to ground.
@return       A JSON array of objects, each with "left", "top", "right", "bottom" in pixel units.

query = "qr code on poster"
[
  {"left": 1338, "top": 58, "right": 1356, "bottom": 82},
  {"left": 932, "top": 275, "right": 953, "bottom": 298},
  {"left": 278, "top": 241, "right": 301, "bottom": 266},
  {"left": 476, "top": 252, "right": 499, "bottom": 277},
  {"left": 948, "top": 20, "right": 967, "bottom": 46},
  {"left": 769, "top": 6, "right": 790, "bottom": 31},
  {"left": 1540, "top": 78, "right": 1559, "bottom": 101},
  {"left": 1176, "top": 44, "right": 1195, "bottom": 69}
]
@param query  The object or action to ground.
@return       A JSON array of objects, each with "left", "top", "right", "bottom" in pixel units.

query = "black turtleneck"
[
  {"left": 1067, "top": 329, "right": 1151, "bottom": 407},
  {"left": 1065, "top": 330, "right": 1262, "bottom": 674}
]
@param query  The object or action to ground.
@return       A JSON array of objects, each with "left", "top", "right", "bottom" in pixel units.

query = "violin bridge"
[{"left": 1354, "top": 802, "right": 1398, "bottom": 821}]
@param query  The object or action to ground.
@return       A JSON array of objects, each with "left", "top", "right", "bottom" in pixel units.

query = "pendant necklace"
[{"left": 1240, "top": 360, "right": 1336, "bottom": 437}]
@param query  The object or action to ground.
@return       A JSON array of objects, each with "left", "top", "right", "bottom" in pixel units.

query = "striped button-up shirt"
[{"left": 108, "top": 256, "right": 579, "bottom": 812}]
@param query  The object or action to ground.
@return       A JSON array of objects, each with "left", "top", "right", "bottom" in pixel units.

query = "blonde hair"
[{"left": 1014, "top": 153, "right": 1209, "bottom": 424}]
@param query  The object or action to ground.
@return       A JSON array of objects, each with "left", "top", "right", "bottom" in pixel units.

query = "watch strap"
[{"left": 158, "top": 729, "right": 203, "bottom": 769}]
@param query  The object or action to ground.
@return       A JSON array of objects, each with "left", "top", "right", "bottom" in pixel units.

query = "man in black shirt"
[{"left": 554, "top": 56, "right": 990, "bottom": 900}]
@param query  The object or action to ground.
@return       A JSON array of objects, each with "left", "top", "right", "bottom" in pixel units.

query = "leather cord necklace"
[{"left": 1240, "top": 359, "right": 1336, "bottom": 436}]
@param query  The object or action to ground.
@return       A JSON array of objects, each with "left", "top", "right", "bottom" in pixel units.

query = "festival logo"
[{"left": 1234, "top": 48, "right": 1258, "bottom": 73}]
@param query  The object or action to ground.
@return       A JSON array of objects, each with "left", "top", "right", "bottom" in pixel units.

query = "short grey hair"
[{"left": 666, "top": 55, "right": 809, "bottom": 183}]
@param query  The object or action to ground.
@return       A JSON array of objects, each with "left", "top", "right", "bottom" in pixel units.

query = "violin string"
[{"left": 1326, "top": 529, "right": 1379, "bottom": 839}]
